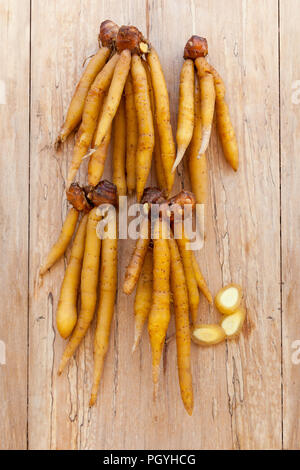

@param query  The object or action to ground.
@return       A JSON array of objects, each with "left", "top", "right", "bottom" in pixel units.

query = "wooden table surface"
[{"left": 1, "top": 0, "right": 299, "bottom": 450}]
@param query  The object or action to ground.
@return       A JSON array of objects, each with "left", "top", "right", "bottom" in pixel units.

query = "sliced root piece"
[
  {"left": 214, "top": 283, "right": 242, "bottom": 315},
  {"left": 192, "top": 324, "right": 226, "bottom": 346},
  {"left": 220, "top": 307, "right": 246, "bottom": 339}
]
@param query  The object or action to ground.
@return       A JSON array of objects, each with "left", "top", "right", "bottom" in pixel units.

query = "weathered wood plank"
[
  {"left": 280, "top": 0, "right": 300, "bottom": 450},
  {"left": 29, "top": 0, "right": 148, "bottom": 450},
  {"left": 0, "top": 0, "right": 30, "bottom": 450},
  {"left": 147, "top": 0, "right": 281, "bottom": 450},
  {"left": 29, "top": 0, "right": 282, "bottom": 450}
]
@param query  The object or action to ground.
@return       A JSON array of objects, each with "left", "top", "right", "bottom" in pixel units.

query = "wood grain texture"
[
  {"left": 0, "top": 0, "right": 30, "bottom": 450},
  {"left": 1, "top": 0, "right": 294, "bottom": 450},
  {"left": 280, "top": 0, "right": 300, "bottom": 450},
  {"left": 181, "top": 0, "right": 281, "bottom": 450}
]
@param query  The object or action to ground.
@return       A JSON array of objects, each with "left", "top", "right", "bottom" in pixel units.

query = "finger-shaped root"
[
  {"left": 94, "top": 50, "right": 131, "bottom": 148},
  {"left": 173, "top": 59, "right": 195, "bottom": 172},
  {"left": 67, "top": 53, "right": 119, "bottom": 187},
  {"left": 132, "top": 248, "right": 153, "bottom": 352},
  {"left": 112, "top": 96, "right": 127, "bottom": 196},
  {"left": 131, "top": 54, "right": 154, "bottom": 202},
  {"left": 123, "top": 217, "right": 150, "bottom": 295},
  {"left": 148, "top": 219, "right": 171, "bottom": 397},
  {"left": 40, "top": 208, "right": 79, "bottom": 276},
  {"left": 58, "top": 207, "right": 102, "bottom": 375},
  {"left": 56, "top": 214, "right": 88, "bottom": 339}
]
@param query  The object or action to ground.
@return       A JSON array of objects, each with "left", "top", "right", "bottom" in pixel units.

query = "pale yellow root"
[
  {"left": 132, "top": 248, "right": 153, "bottom": 352},
  {"left": 191, "top": 253, "right": 212, "bottom": 304},
  {"left": 40, "top": 208, "right": 79, "bottom": 276},
  {"left": 67, "top": 54, "right": 119, "bottom": 187},
  {"left": 195, "top": 58, "right": 215, "bottom": 156},
  {"left": 143, "top": 59, "right": 167, "bottom": 192},
  {"left": 56, "top": 47, "right": 110, "bottom": 147},
  {"left": 169, "top": 236, "right": 194, "bottom": 415},
  {"left": 188, "top": 74, "right": 207, "bottom": 205},
  {"left": 131, "top": 54, "right": 154, "bottom": 202},
  {"left": 124, "top": 74, "right": 138, "bottom": 194},
  {"left": 58, "top": 208, "right": 102, "bottom": 374},
  {"left": 198, "top": 73, "right": 215, "bottom": 155},
  {"left": 173, "top": 59, "right": 195, "bottom": 172},
  {"left": 210, "top": 64, "right": 239, "bottom": 171},
  {"left": 154, "top": 137, "right": 167, "bottom": 192},
  {"left": 89, "top": 228, "right": 118, "bottom": 406},
  {"left": 56, "top": 214, "right": 88, "bottom": 339},
  {"left": 148, "top": 219, "right": 171, "bottom": 397},
  {"left": 176, "top": 229, "right": 199, "bottom": 326},
  {"left": 147, "top": 48, "right": 176, "bottom": 195},
  {"left": 123, "top": 217, "right": 150, "bottom": 295},
  {"left": 112, "top": 96, "right": 127, "bottom": 196},
  {"left": 195, "top": 57, "right": 238, "bottom": 170},
  {"left": 88, "top": 128, "right": 112, "bottom": 186},
  {"left": 88, "top": 94, "right": 112, "bottom": 186},
  {"left": 94, "top": 49, "right": 131, "bottom": 147}
]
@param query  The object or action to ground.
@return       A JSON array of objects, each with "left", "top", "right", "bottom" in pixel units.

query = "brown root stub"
[
  {"left": 116, "top": 25, "right": 147, "bottom": 54},
  {"left": 87, "top": 180, "right": 118, "bottom": 207},
  {"left": 99, "top": 20, "right": 119, "bottom": 48},
  {"left": 66, "top": 183, "right": 92, "bottom": 213},
  {"left": 183, "top": 36, "right": 208, "bottom": 60},
  {"left": 168, "top": 190, "right": 196, "bottom": 209},
  {"left": 141, "top": 187, "right": 166, "bottom": 205},
  {"left": 167, "top": 190, "right": 196, "bottom": 223}
]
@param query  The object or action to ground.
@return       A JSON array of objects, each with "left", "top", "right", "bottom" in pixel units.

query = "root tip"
[
  {"left": 54, "top": 136, "right": 63, "bottom": 151},
  {"left": 172, "top": 148, "right": 186, "bottom": 173},
  {"left": 89, "top": 395, "right": 96, "bottom": 407}
]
